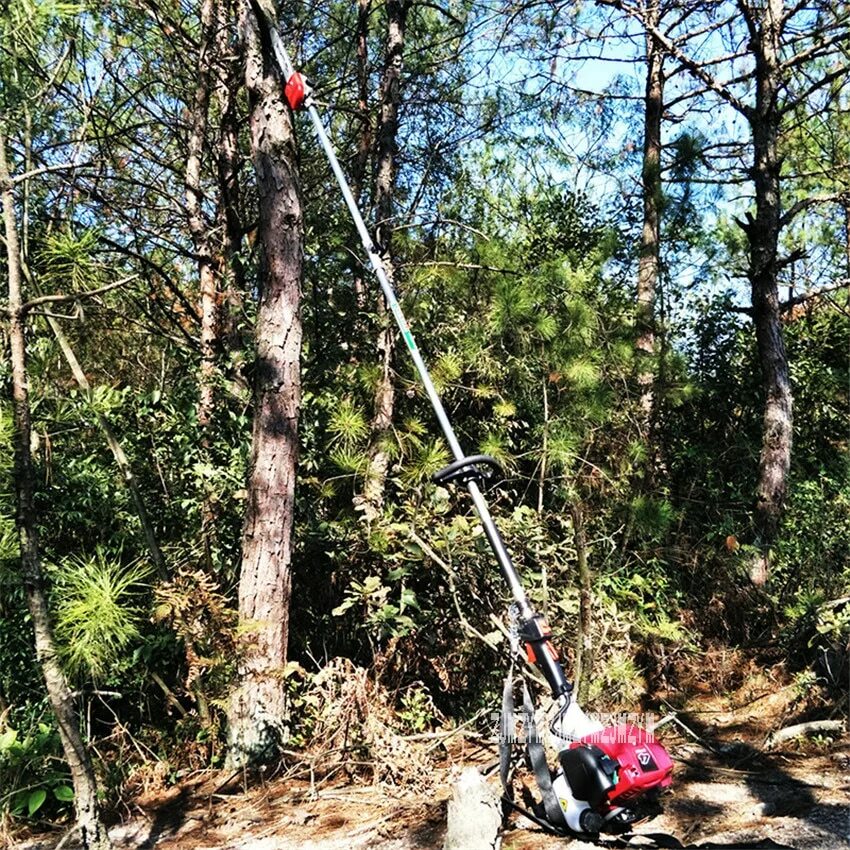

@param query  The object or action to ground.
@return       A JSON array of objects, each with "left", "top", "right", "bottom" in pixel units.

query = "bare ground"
[{"left": 12, "top": 683, "right": 850, "bottom": 850}]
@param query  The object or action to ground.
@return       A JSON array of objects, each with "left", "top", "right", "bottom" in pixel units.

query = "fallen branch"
[{"left": 765, "top": 720, "right": 846, "bottom": 750}]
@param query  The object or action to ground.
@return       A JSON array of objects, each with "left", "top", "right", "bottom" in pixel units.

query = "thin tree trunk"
[
  {"left": 538, "top": 373, "right": 549, "bottom": 618},
  {"left": 355, "top": 0, "right": 410, "bottom": 521},
  {"left": 185, "top": 0, "right": 221, "bottom": 563},
  {"left": 227, "top": 1, "right": 303, "bottom": 768},
  {"left": 743, "top": 0, "right": 792, "bottom": 583},
  {"left": 537, "top": 373, "right": 548, "bottom": 516},
  {"left": 637, "top": 3, "right": 663, "bottom": 436},
  {"left": 2, "top": 132, "right": 110, "bottom": 850},
  {"left": 570, "top": 502, "right": 592, "bottom": 705},
  {"left": 216, "top": 0, "right": 246, "bottom": 298},
  {"left": 214, "top": 0, "right": 249, "bottom": 409},
  {"left": 37, "top": 296, "right": 167, "bottom": 579},
  {"left": 352, "top": 0, "right": 373, "bottom": 313}
]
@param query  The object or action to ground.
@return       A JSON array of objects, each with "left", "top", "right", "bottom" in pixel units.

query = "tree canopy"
[{"left": 1, "top": 0, "right": 848, "bottom": 840}]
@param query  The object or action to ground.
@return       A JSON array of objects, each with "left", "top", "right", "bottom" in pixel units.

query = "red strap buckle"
[{"left": 285, "top": 72, "right": 306, "bottom": 111}]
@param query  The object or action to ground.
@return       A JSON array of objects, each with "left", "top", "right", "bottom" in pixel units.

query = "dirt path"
[
  {"left": 90, "top": 745, "right": 846, "bottom": 850},
  {"left": 14, "top": 689, "right": 850, "bottom": 850}
]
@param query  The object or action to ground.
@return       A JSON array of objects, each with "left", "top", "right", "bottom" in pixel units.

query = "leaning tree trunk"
[
  {"left": 744, "top": 0, "right": 792, "bottom": 584},
  {"left": 40, "top": 302, "right": 167, "bottom": 580},
  {"left": 355, "top": 0, "right": 410, "bottom": 521},
  {"left": 226, "top": 1, "right": 303, "bottom": 768},
  {"left": 2, "top": 133, "right": 110, "bottom": 849},
  {"left": 637, "top": 4, "right": 663, "bottom": 437}
]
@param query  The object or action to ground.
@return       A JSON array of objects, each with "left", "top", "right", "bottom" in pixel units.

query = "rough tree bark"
[
  {"left": 215, "top": 0, "right": 247, "bottom": 312},
  {"left": 2, "top": 132, "right": 111, "bottom": 850},
  {"left": 637, "top": 2, "right": 663, "bottom": 434},
  {"left": 226, "top": 1, "right": 303, "bottom": 768},
  {"left": 355, "top": 0, "right": 411, "bottom": 521},
  {"left": 742, "top": 0, "right": 791, "bottom": 583}
]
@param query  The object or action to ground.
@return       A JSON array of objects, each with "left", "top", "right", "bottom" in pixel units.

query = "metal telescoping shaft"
[{"left": 264, "top": 23, "right": 532, "bottom": 619}]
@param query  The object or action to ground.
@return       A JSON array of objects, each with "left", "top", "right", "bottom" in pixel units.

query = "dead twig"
[{"left": 657, "top": 705, "right": 722, "bottom": 754}]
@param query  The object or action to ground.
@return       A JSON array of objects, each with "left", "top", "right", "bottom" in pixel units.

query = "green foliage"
[
  {"left": 396, "top": 684, "right": 438, "bottom": 734},
  {"left": 327, "top": 399, "right": 370, "bottom": 449},
  {"left": 332, "top": 574, "right": 419, "bottom": 638},
  {"left": 0, "top": 716, "right": 73, "bottom": 825},
  {"left": 52, "top": 550, "right": 151, "bottom": 681},
  {"left": 37, "top": 227, "right": 103, "bottom": 293},
  {"left": 1, "top": 0, "right": 849, "bottom": 829},
  {"left": 629, "top": 496, "right": 676, "bottom": 542}
]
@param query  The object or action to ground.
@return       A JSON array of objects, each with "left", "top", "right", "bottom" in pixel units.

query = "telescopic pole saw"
[
  {"left": 255, "top": 6, "right": 571, "bottom": 702},
  {"left": 254, "top": 9, "right": 676, "bottom": 838}
]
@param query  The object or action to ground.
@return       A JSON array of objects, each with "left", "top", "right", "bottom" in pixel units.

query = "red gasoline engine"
[{"left": 554, "top": 722, "right": 673, "bottom": 833}]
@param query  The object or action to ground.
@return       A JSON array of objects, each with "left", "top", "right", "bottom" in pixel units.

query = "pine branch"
[
  {"left": 780, "top": 192, "right": 847, "bottom": 228},
  {"left": 12, "top": 160, "right": 92, "bottom": 184},
  {"left": 19, "top": 275, "right": 137, "bottom": 313},
  {"left": 781, "top": 28, "right": 850, "bottom": 73},
  {"left": 597, "top": 0, "right": 750, "bottom": 118},
  {"left": 780, "top": 62, "right": 850, "bottom": 116},
  {"left": 781, "top": 282, "right": 848, "bottom": 312}
]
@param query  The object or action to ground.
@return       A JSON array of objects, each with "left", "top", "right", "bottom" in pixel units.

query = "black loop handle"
[{"left": 432, "top": 454, "right": 502, "bottom": 487}]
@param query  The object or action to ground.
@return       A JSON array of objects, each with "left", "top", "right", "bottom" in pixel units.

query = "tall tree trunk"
[
  {"left": 743, "top": 0, "right": 792, "bottom": 583},
  {"left": 355, "top": 0, "right": 410, "bottom": 521},
  {"left": 2, "top": 133, "right": 110, "bottom": 850},
  {"left": 185, "top": 0, "right": 222, "bottom": 563},
  {"left": 637, "top": 3, "right": 663, "bottom": 436},
  {"left": 226, "top": 1, "right": 303, "bottom": 768}
]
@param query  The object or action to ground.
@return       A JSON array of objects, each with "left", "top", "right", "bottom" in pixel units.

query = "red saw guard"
[{"left": 575, "top": 723, "right": 673, "bottom": 806}]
